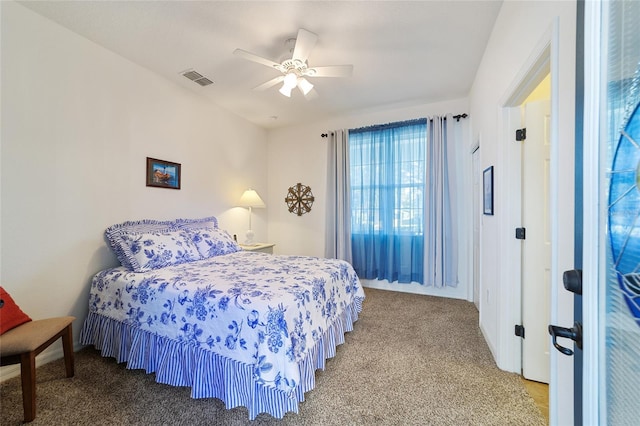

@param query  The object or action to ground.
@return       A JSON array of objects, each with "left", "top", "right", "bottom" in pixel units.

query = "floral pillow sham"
[
  {"left": 188, "top": 228, "right": 241, "bottom": 259},
  {"left": 120, "top": 230, "right": 201, "bottom": 273},
  {"left": 173, "top": 216, "right": 219, "bottom": 231},
  {"left": 104, "top": 217, "right": 245, "bottom": 270},
  {"left": 105, "top": 219, "right": 173, "bottom": 270}
]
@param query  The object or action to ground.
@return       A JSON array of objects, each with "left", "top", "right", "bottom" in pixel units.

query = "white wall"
[
  {"left": 469, "top": 1, "right": 576, "bottom": 425},
  {"left": 0, "top": 2, "right": 268, "bottom": 375},
  {"left": 267, "top": 98, "right": 473, "bottom": 300}
]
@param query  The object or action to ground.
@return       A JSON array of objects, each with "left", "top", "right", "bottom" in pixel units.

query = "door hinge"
[
  {"left": 515, "top": 227, "right": 526, "bottom": 240},
  {"left": 515, "top": 324, "right": 525, "bottom": 338},
  {"left": 516, "top": 128, "right": 526, "bottom": 141}
]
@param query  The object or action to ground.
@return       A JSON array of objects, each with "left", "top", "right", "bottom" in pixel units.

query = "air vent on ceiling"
[
  {"left": 194, "top": 77, "right": 214, "bottom": 86},
  {"left": 181, "top": 69, "right": 214, "bottom": 87}
]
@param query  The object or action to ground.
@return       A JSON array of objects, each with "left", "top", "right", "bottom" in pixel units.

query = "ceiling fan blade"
[
  {"left": 307, "top": 65, "right": 353, "bottom": 78},
  {"left": 253, "top": 75, "right": 285, "bottom": 91},
  {"left": 292, "top": 29, "right": 318, "bottom": 62},
  {"left": 233, "top": 49, "right": 280, "bottom": 69}
]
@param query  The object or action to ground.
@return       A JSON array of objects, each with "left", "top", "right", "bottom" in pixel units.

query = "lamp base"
[{"left": 244, "top": 229, "right": 256, "bottom": 245}]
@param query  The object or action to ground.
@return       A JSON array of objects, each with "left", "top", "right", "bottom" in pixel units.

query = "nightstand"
[{"left": 239, "top": 243, "right": 275, "bottom": 254}]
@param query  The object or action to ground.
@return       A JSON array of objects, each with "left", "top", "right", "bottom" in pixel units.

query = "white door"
[
  {"left": 472, "top": 146, "right": 480, "bottom": 310},
  {"left": 522, "top": 99, "right": 551, "bottom": 383}
]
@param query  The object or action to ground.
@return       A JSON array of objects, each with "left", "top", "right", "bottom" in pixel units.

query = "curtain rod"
[{"left": 320, "top": 113, "right": 468, "bottom": 137}]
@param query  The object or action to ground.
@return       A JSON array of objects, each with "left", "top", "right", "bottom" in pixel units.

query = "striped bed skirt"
[{"left": 80, "top": 295, "right": 363, "bottom": 420}]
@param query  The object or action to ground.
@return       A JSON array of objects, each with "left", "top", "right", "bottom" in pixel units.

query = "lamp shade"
[
  {"left": 297, "top": 78, "right": 314, "bottom": 95},
  {"left": 279, "top": 84, "right": 293, "bottom": 97},
  {"left": 283, "top": 72, "right": 297, "bottom": 89},
  {"left": 238, "top": 189, "right": 266, "bottom": 208}
]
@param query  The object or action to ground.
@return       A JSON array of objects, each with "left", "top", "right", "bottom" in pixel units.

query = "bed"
[{"left": 80, "top": 217, "right": 365, "bottom": 420}]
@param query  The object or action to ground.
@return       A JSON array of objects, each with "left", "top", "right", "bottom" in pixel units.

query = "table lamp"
[{"left": 238, "top": 189, "right": 265, "bottom": 245}]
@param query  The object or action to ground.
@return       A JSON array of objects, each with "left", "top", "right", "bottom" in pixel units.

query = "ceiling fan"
[{"left": 233, "top": 28, "right": 353, "bottom": 99}]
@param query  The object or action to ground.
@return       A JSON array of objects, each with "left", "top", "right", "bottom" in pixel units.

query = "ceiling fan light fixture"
[
  {"left": 297, "top": 78, "right": 314, "bottom": 95},
  {"left": 283, "top": 72, "right": 298, "bottom": 89},
  {"left": 279, "top": 84, "right": 293, "bottom": 97},
  {"left": 279, "top": 72, "right": 298, "bottom": 97}
]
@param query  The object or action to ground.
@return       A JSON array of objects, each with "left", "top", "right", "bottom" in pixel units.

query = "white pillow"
[
  {"left": 187, "top": 228, "right": 241, "bottom": 259},
  {"left": 173, "top": 216, "right": 219, "bottom": 231},
  {"left": 105, "top": 216, "right": 220, "bottom": 269},
  {"left": 121, "top": 230, "right": 202, "bottom": 272},
  {"left": 105, "top": 219, "right": 175, "bottom": 270}
]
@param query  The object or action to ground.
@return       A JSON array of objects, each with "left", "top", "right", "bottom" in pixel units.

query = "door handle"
[
  {"left": 563, "top": 269, "right": 582, "bottom": 295},
  {"left": 548, "top": 322, "right": 582, "bottom": 356}
]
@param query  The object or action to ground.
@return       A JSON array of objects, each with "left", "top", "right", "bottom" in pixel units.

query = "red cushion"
[{"left": 0, "top": 286, "right": 32, "bottom": 334}]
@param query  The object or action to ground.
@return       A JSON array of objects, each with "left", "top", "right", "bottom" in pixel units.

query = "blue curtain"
[{"left": 349, "top": 119, "right": 427, "bottom": 283}]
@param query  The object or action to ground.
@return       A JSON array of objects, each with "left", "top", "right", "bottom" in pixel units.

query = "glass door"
[{"left": 583, "top": 0, "right": 640, "bottom": 423}]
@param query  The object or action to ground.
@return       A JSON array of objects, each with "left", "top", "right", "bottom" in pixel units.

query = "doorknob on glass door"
[
  {"left": 548, "top": 322, "right": 583, "bottom": 356},
  {"left": 562, "top": 269, "right": 583, "bottom": 295}
]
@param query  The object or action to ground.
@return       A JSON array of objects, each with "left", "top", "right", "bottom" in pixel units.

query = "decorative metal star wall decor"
[{"left": 285, "top": 183, "right": 314, "bottom": 216}]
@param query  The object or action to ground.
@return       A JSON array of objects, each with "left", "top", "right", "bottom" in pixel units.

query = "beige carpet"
[{"left": 1, "top": 288, "right": 546, "bottom": 425}]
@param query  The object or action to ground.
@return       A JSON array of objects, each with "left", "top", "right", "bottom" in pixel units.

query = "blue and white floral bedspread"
[{"left": 88, "top": 251, "right": 365, "bottom": 394}]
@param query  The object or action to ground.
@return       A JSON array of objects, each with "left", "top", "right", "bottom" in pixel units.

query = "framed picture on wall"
[
  {"left": 146, "top": 157, "right": 181, "bottom": 189},
  {"left": 483, "top": 166, "right": 493, "bottom": 215}
]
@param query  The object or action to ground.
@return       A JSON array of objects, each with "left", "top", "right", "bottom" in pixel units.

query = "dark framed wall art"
[
  {"left": 483, "top": 166, "right": 493, "bottom": 215},
  {"left": 146, "top": 157, "right": 181, "bottom": 189}
]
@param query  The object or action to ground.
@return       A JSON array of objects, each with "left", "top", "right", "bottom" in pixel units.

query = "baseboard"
[
  {"left": 479, "top": 321, "right": 499, "bottom": 367},
  {"left": 360, "top": 278, "right": 468, "bottom": 300}
]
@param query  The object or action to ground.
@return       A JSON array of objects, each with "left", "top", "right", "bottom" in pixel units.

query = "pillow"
[
  {"left": 187, "top": 227, "right": 241, "bottom": 259},
  {"left": 105, "top": 217, "right": 221, "bottom": 269},
  {"left": 120, "top": 230, "right": 202, "bottom": 272},
  {"left": 105, "top": 219, "right": 176, "bottom": 269},
  {"left": 0, "top": 286, "right": 32, "bottom": 334},
  {"left": 173, "top": 216, "right": 219, "bottom": 231}
]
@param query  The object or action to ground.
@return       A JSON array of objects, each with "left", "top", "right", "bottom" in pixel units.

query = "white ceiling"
[{"left": 20, "top": 1, "right": 503, "bottom": 129}]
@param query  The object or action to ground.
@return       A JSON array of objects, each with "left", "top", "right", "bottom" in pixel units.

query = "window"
[{"left": 349, "top": 118, "right": 426, "bottom": 283}]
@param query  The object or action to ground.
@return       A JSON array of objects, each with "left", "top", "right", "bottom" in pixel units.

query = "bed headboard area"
[{"left": 104, "top": 216, "right": 240, "bottom": 273}]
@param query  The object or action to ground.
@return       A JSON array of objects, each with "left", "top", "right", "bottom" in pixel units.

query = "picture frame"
[
  {"left": 146, "top": 157, "right": 181, "bottom": 189},
  {"left": 483, "top": 166, "right": 493, "bottom": 215}
]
